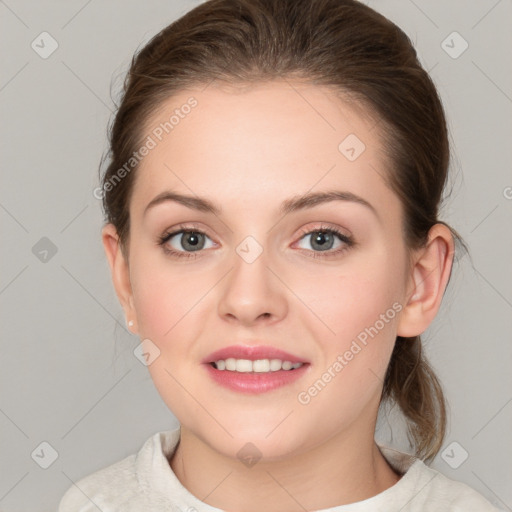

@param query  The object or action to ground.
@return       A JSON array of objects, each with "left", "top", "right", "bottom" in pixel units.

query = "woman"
[{"left": 59, "top": 0, "right": 502, "bottom": 509}]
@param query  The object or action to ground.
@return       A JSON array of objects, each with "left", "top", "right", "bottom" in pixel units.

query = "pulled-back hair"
[{"left": 100, "top": 0, "right": 467, "bottom": 462}]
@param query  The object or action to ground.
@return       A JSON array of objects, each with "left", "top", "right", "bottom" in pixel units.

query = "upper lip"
[{"left": 203, "top": 345, "right": 309, "bottom": 364}]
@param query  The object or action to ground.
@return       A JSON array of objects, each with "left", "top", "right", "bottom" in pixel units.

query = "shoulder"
[
  {"left": 399, "top": 460, "right": 504, "bottom": 511},
  {"left": 58, "top": 452, "right": 142, "bottom": 511},
  {"left": 57, "top": 431, "right": 171, "bottom": 512},
  {"left": 377, "top": 445, "right": 504, "bottom": 511}
]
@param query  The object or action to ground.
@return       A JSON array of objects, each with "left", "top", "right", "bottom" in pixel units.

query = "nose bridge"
[{"left": 217, "top": 234, "right": 287, "bottom": 324}]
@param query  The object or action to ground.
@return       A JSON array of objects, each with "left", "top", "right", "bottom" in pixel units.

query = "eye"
[
  {"left": 295, "top": 225, "right": 354, "bottom": 257},
  {"left": 157, "top": 223, "right": 354, "bottom": 260},
  {"left": 158, "top": 226, "right": 215, "bottom": 259}
]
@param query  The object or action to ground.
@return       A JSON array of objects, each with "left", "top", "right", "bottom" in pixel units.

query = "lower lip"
[{"left": 203, "top": 363, "right": 310, "bottom": 394}]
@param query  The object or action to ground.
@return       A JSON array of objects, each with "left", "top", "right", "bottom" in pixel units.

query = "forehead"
[{"left": 132, "top": 80, "right": 398, "bottom": 221}]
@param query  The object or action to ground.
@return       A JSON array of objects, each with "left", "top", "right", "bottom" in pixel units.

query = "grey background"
[{"left": 0, "top": 1, "right": 511, "bottom": 510}]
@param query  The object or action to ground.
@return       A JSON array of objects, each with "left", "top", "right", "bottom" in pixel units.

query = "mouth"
[
  {"left": 203, "top": 344, "right": 309, "bottom": 366},
  {"left": 202, "top": 344, "right": 311, "bottom": 394},
  {"left": 209, "top": 358, "right": 304, "bottom": 372}
]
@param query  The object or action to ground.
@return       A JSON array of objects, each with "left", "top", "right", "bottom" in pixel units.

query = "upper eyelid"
[
  {"left": 161, "top": 222, "right": 213, "bottom": 238},
  {"left": 162, "top": 222, "right": 347, "bottom": 235},
  {"left": 297, "top": 222, "right": 350, "bottom": 236}
]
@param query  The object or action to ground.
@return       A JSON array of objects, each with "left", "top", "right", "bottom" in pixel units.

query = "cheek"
[
  {"left": 293, "top": 261, "right": 403, "bottom": 424},
  {"left": 131, "top": 272, "right": 172, "bottom": 338},
  {"left": 293, "top": 249, "right": 404, "bottom": 346},
  {"left": 129, "top": 251, "right": 207, "bottom": 340}
]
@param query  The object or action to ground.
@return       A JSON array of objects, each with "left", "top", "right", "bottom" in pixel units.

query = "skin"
[{"left": 102, "top": 80, "right": 454, "bottom": 511}]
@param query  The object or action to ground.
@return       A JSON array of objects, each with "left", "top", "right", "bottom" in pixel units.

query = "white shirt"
[{"left": 58, "top": 427, "right": 503, "bottom": 511}]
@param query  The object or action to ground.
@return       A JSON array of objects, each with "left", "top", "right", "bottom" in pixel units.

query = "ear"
[
  {"left": 102, "top": 224, "right": 138, "bottom": 334},
  {"left": 397, "top": 223, "right": 455, "bottom": 338}
]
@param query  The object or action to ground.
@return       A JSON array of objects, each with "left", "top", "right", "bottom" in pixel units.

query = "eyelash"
[
  {"left": 157, "top": 223, "right": 355, "bottom": 260},
  {"left": 157, "top": 223, "right": 208, "bottom": 260},
  {"left": 296, "top": 224, "right": 354, "bottom": 260}
]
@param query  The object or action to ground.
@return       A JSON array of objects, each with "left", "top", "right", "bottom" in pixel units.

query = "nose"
[{"left": 217, "top": 245, "right": 288, "bottom": 327}]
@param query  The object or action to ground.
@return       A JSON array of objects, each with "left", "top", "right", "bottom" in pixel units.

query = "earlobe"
[
  {"left": 101, "top": 224, "right": 138, "bottom": 334},
  {"left": 396, "top": 224, "right": 455, "bottom": 338}
]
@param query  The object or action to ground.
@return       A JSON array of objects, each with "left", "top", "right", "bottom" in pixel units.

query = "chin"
[{"left": 209, "top": 420, "right": 307, "bottom": 462}]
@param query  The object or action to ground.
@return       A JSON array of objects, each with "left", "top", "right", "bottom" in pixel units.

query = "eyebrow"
[{"left": 143, "top": 189, "right": 379, "bottom": 219}]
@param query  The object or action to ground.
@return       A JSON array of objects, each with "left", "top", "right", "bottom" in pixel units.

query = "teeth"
[{"left": 212, "top": 358, "right": 303, "bottom": 372}]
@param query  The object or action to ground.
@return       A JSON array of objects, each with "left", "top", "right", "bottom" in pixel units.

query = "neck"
[{"left": 169, "top": 424, "right": 401, "bottom": 511}]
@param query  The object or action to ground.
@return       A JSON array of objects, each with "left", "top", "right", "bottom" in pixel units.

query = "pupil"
[
  {"left": 183, "top": 232, "right": 203, "bottom": 251},
  {"left": 312, "top": 231, "right": 333, "bottom": 251}
]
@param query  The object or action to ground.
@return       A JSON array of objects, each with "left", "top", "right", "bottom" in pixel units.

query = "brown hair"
[{"left": 100, "top": 0, "right": 467, "bottom": 462}]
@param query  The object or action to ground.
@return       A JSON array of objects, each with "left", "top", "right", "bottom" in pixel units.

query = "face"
[{"left": 116, "top": 80, "right": 415, "bottom": 460}]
